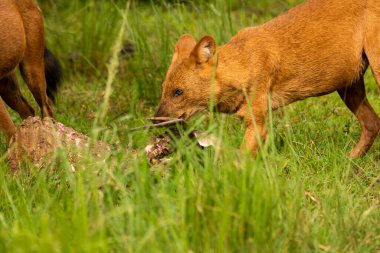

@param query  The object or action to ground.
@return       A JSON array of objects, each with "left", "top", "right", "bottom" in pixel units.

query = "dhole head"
[{"left": 155, "top": 34, "right": 218, "bottom": 120}]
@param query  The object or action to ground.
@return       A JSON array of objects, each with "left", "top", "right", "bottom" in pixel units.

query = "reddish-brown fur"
[
  {"left": 0, "top": 0, "right": 53, "bottom": 143},
  {"left": 155, "top": 0, "right": 380, "bottom": 158}
]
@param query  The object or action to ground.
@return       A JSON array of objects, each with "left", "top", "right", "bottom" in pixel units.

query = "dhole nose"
[
  {"left": 154, "top": 105, "right": 165, "bottom": 117},
  {"left": 153, "top": 104, "right": 168, "bottom": 123}
]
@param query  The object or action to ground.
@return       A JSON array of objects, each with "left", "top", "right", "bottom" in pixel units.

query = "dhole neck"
[{"left": 214, "top": 45, "right": 250, "bottom": 114}]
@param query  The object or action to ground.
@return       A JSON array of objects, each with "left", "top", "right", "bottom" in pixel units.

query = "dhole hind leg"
[
  {"left": 0, "top": 73, "right": 35, "bottom": 119},
  {"left": 19, "top": 6, "right": 53, "bottom": 118},
  {"left": 0, "top": 98, "right": 16, "bottom": 143},
  {"left": 338, "top": 78, "right": 380, "bottom": 158}
]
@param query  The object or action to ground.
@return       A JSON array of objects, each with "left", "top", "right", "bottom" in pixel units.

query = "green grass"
[{"left": 0, "top": 0, "right": 379, "bottom": 252}]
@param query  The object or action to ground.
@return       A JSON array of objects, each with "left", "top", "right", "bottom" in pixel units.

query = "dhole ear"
[
  {"left": 171, "top": 34, "right": 197, "bottom": 65},
  {"left": 191, "top": 35, "right": 216, "bottom": 64}
]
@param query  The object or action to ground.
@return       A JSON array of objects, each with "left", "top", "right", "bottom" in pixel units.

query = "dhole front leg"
[
  {"left": 239, "top": 91, "right": 269, "bottom": 157},
  {"left": 242, "top": 119, "right": 268, "bottom": 157}
]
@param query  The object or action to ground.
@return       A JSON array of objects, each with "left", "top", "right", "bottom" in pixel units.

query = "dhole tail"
[{"left": 44, "top": 47, "right": 62, "bottom": 103}]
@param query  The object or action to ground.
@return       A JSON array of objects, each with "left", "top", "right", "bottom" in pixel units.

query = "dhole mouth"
[{"left": 178, "top": 113, "right": 185, "bottom": 120}]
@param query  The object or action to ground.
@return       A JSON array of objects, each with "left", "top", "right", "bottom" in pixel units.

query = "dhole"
[
  {"left": 0, "top": 0, "right": 61, "bottom": 143},
  {"left": 155, "top": 0, "right": 380, "bottom": 158}
]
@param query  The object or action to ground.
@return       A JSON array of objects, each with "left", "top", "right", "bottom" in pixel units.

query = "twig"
[
  {"left": 129, "top": 118, "right": 185, "bottom": 132},
  {"left": 145, "top": 117, "right": 180, "bottom": 122}
]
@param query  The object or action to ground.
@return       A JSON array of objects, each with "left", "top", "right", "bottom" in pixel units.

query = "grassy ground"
[{"left": 0, "top": 0, "right": 379, "bottom": 252}]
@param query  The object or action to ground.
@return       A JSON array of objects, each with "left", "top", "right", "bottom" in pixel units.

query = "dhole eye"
[{"left": 173, "top": 89, "right": 183, "bottom": 97}]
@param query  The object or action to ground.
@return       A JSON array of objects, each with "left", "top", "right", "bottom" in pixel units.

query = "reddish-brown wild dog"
[
  {"left": 155, "top": 0, "right": 380, "bottom": 158},
  {"left": 0, "top": 0, "right": 61, "bottom": 143}
]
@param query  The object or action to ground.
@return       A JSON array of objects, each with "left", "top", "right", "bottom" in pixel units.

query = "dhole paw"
[{"left": 349, "top": 148, "right": 366, "bottom": 159}]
